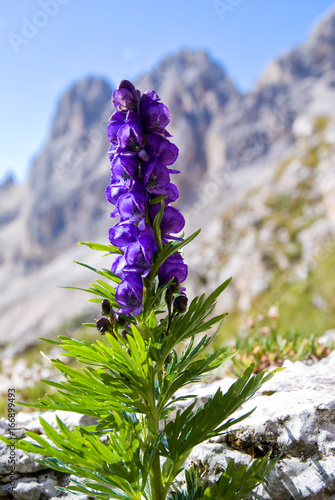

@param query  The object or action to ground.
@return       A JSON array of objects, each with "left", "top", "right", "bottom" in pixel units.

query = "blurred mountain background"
[{"left": 0, "top": 4, "right": 334, "bottom": 379}]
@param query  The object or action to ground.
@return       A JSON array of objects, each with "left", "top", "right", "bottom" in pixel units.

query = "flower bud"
[
  {"left": 101, "top": 299, "right": 111, "bottom": 316},
  {"left": 173, "top": 295, "right": 188, "bottom": 314},
  {"left": 165, "top": 288, "right": 173, "bottom": 304},
  {"left": 96, "top": 317, "right": 112, "bottom": 335}
]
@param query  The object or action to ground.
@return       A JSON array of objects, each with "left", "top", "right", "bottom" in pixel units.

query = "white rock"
[{"left": 179, "top": 351, "right": 335, "bottom": 498}]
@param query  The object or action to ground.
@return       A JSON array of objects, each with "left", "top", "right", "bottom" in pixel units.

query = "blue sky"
[{"left": 1, "top": 0, "right": 335, "bottom": 182}]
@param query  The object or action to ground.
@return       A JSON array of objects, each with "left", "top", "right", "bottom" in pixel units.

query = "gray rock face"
[
  {"left": 0, "top": 411, "right": 98, "bottom": 499},
  {"left": 258, "top": 9, "right": 335, "bottom": 87},
  {"left": 177, "top": 352, "right": 335, "bottom": 499},
  {"left": 26, "top": 77, "right": 113, "bottom": 265},
  {"left": 1, "top": 354, "right": 334, "bottom": 499}
]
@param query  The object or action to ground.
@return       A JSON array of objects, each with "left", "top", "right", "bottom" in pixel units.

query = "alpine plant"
[{"left": 0, "top": 80, "right": 280, "bottom": 500}]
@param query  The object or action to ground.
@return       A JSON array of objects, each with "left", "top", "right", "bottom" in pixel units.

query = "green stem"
[
  {"left": 150, "top": 451, "right": 165, "bottom": 500},
  {"left": 147, "top": 374, "right": 165, "bottom": 499}
]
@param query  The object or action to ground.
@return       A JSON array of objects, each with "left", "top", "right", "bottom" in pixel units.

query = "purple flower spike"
[
  {"left": 158, "top": 253, "right": 188, "bottom": 285},
  {"left": 106, "top": 80, "right": 187, "bottom": 316},
  {"left": 112, "top": 80, "right": 141, "bottom": 113},
  {"left": 115, "top": 273, "right": 143, "bottom": 315}
]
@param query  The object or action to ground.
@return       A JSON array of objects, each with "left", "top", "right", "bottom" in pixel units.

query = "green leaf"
[
  {"left": 78, "top": 241, "right": 123, "bottom": 254},
  {"left": 149, "top": 195, "right": 167, "bottom": 205},
  {"left": 73, "top": 261, "right": 122, "bottom": 283},
  {"left": 161, "top": 364, "right": 279, "bottom": 461},
  {"left": 148, "top": 229, "right": 201, "bottom": 282},
  {"left": 152, "top": 200, "right": 165, "bottom": 251}
]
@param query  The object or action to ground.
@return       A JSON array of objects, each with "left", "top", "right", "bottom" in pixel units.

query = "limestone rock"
[{"left": 179, "top": 351, "right": 335, "bottom": 499}]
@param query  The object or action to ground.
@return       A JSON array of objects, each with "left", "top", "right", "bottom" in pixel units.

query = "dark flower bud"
[
  {"left": 96, "top": 317, "right": 112, "bottom": 335},
  {"left": 120, "top": 330, "right": 128, "bottom": 338},
  {"left": 101, "top": 299, "right": 111, "bottom": 316},
  {"left": 173, "top": 295, "right": 188, "bottom": 314},
  {"left": 165, "top": 287, "right": 173, "bottom": 304}
]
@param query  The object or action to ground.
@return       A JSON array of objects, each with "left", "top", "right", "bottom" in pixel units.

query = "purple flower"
[
  {"left": 123, "top": 225, "right": 158, "bottom": 277},
  {"left": 117, "top": 110, "right": 149, "bottom": 160},
  {"left": 117, "top": 186, "right": 148, "bottom": 222},
  {"left": 110, "top": 153, "right": 139, "bottom": 182},
  {"left": 140, "top": 91, "right": 171, "bottom": 134},
  {"left": 106, "top": 178, "right": 129, "bottom": 206},
  {"left": 111, "top": 255, "right": 127, "bottom": 276},
  {"left": 158, "top": 253, "right": 188, "bottom": 285},
  {"left": 105, "top": 80, "right": 187, "bottom": 316},
  {"left": 112, "top": 80, "right": 141, "bottom": 113},
  {"left": 149, "top": 205, "right": 185, "bottom": 243},
  {"left": 107, "top": 112, "right": 126, "bottom": 145},
  {"left": 145, "top": 134, "right": 179, "bottom": 166},
  {"left": 142, "top": 160, "right": 171, "bottom": 194},
  {"left": 115, "top": 273, "right": 143, "bottom": 315},
  {"left": 109, "top": 221, "right": 139, "bottom": 249}
]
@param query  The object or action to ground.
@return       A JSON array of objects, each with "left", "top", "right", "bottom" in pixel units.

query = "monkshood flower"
[
  {"left": 115, "top": 273, "right": 143, "bottom": 316},
  {"left": 106, "top": 80, "right": 188, "bottom": 315},
  {"left": 112, "top": 80, "right": 140, "bottom": 113},
  {"left": 158, "top": 253, "right": 188, "bottom": 286},
  {"left": 140, "top": 90, "right": 171, "bottom": 136}
]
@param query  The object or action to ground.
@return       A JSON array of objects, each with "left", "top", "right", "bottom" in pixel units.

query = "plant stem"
[
  {"left": 147, "top": 388, "right": 165, "bottom": 499},
  {"left": 150, "top": 452, "right": 165, "bottom": 500}
]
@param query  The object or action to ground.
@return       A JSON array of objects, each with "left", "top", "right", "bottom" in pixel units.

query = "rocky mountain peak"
[
  {"left": 50, "top": 76, "right": 112, "bottom": 140},
  {"left": 309, "top": 7, "right": 335, "bottom": 49},
  {"left": 137, "top": 49, "right": 238, "bottom": 117},
  {"left": 257, "top": 8, "right": 335, "bottom": 88}
]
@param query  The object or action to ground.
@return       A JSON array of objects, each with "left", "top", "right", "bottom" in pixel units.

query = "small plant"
[
  {"left": 230, "top": 306, "right": 333, "bottom": 377},
  {"left": 0, "top": 80, "right": 279, "bottom": 499}
]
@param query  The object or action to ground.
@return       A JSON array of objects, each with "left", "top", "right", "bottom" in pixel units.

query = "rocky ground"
[{"left": 1, "top": 350, "right": 335, "bottom": 499}]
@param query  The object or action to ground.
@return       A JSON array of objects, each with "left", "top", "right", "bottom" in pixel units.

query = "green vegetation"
[
  {"left": 274, "top": 155, "right": 296, "bottom": 181},
  {"left": 230, "top": 322, "right": 332, "bottom": 378},
  {"left": 0, "top": 314, "right": 98, "bottom": 417},
  {"left": 302, "top": 145, "right": 320, "bottom": 169},
  {"left": 314, "top": 115, "right": 330, "bottom": 134},
  {"left": 216, "top": 240, "right": 335, "bottom": 365}
]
